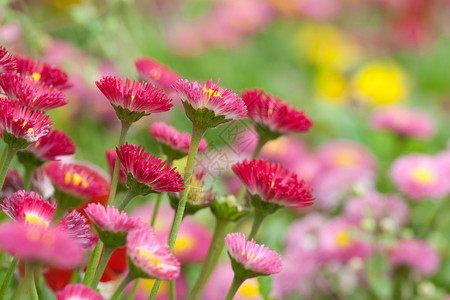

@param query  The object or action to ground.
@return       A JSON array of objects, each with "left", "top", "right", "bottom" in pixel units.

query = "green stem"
[
  {"left": 90, "top": 246, "right": 115, "bottom": 289},
  {"left": 150, "top": 193, "right": 163, "bottom": 227},
  {"left": 0, "top": 145, "right": 17, "bottom": 191},
  {"left": 118, "top": 190, "right": 138, "bottom": 211},
  {"left": 249, "top": 210, "right": 266, "bottom": 239},
  {"left": 126, "top": 280, "right": 139, "bottom": 300},
  {"left": 224, "top": 276, "right": 244, "bottom": 300},
  {"left": 11, "top": 263, "right": 36, "bottom": 300},
  {"left": 23, "top": 164, "right": 35, "bottom": 191},
  {"left": 148, "top": 125, "right": 206, "bottom": 300},
  {"left": 169, "top": 281, "right": 175, "bottom": 300},
  {"left": 188, "top": 217, "right": 228, "bottom": 300},
  {"left": 83, "top": 241, "right": 104, "bottom": 285},
  {"left": 108, "top": 120, "right": 131, "bottom": 206},
  {"left": 0, "top": 258, "right": 19, "bottom": 300},
  {"left": 111, "top": 273, "right": 134, "bottom": 300},
  {"left": 29, "top": 265, "right": 38, "bottom": 300}
]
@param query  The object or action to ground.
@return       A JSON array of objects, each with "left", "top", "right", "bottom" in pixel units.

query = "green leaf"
[
  {"left": 258, "top": 276, "right": 277, "bottom": 300},
  {"left": 366, "top": 253, "right": 393, "bottom": 300}
]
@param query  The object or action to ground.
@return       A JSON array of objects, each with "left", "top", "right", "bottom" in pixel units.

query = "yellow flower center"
[
  {"left": 241, "top": 250, "right": 258, "bottom": 262},
  {"left": 64, "top": 172, "right": 89, "bottom": 189},
  {"left": 334, "top": 150, "right": 357, "bottom": 167},
  {"left": 411, "top": 167, "right": 436, "bottom": 185},
  {"left": 174, "top": 236, "right": 195, "bottom": 255},
  {"left": 25, "top": 214, "right": 48, "bottom": 228},
  {"left": 202, "top": 88, "right": 221, "bottom": 108},
  {"left": 138, "top": 248, "right": 161, "bottom": 265},
  {"left": 31, "top": 72, "right": 41, "bottom": 82},
  {"left": 149, "top": 69, "right": 162, "bottom": 80},
  {"left": 142, "top": 278, "right": 168, "bottom": 294},
  {"left": 26, "top": 227, "right": 55, "bottom": 246},
  {"left": 238, "top": 280, "right": 259, "bottom": 297},
  {"left": 335, "top": 230, "right": 352, "bottom": 248},
  {"left": 264, "top": 138, "right": 289, "bottom": 156}
]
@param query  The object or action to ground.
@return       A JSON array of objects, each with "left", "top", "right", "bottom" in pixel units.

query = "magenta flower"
[
  {"left": 173, "top": 78, "right": 247, "bottom": 128},
  {"left": 370, "top": 106, "right": 435, "bottom": 139},
  {"left": 389, "top": 239, "right": 440, "bottom": 276},
  {"left": 85, "top": 203, "right": 145, "bottom": 247},
  {"left": 126, "top": 228, "right": 181, "bottom": 280},
  {"left": 0, "top": 99, "right": 53, "bottom": 149},
  {"left": 150, "top": 121, "right": 208, "bottom": 161},
  {"left": 105, "top": 149, "right": 127, "bottom": 186},
  {"left": 56, "top": 284, "right": 104, "bottom": 300},
  {"left": 0, "top": 222, "right": 84, "bottom": 268},
  {"left": 117, "top": 143, "right": 184, "bottom": 195},
  {"left": 241, "top": 89, "right": 312, "bottom": 137},
  {"left": 0, "top": 190, "right": 55, "bottom": 227},
  {"left": 58, "top": 210, "right": 97, "bottom": 249},
  {"left": 232, "top": 159, "right": 314, "bottom": 209},
  {"left": 15, "top": 56, "right": 70, "bottom": 90},
  {"left": 389, "top": 154, "right": 450, "bottom": 200},
  {"left": 0, "top": 73, "right": 68, "bottom": 111},
  {"left": 0, "top": 46, "right": 16, "bottom": 73},
  {"left": 96, "top": 75, "right": 172, "bottom": 123},
  {"left": 135, "top": 57, "right": 181, "bottom": 92},
  {"left": 225, "top": 232, "right": 282, "bottom": 277}
]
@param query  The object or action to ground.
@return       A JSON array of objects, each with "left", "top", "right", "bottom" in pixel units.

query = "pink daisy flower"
[
  {"left": 225, "top": 232, "right": 282, "bottom": 277},
  {"left": 232, "top": 159, "right": 314, "bottom": 208},
  {"left": 126, "top": 228, "right": 180, "bottom": 280},
  {"left": 241, "top": 89, "right": 312, "bottom": 137},
  {"left": 135, "top": 57, "right": 181, "bottom": 92},
  {"left": 0, "top": 169, "right": 24, "bottom": 198},
  {"left": 389, "top": 239, "right": 440, "bottom": 276},
  {"left": 369, "top": 106, "right": 435, "bottom": 139},
  {"left": 173, "top": 78, "right": 247, "bottom": 129},
  {"left": 105, "top": 149, "right": 127, "bottom": 186},
  {"left": 0, "top": 99, "right": 53, "bottom": 149},
  {"left": 85, "top": 203, "right": 145, "bottom": 247},
  {"left": 0, "top": 46, "right": 16, "bottom": 73},
  {"left": 0, "top": 222, "right": 84, "bottom": 268},
  {"left": 58, "top": 210, "right": 97, "bottom": 249},
  {"left": 117, "top": 143, "right": 184, "bottom": 195},
  {"left": 150, "top": 121, "right": 208, "bottom": 161},
  {"left": 96, "top": 76, "right": 172, "bottom": 123},
  {"left": 0, "top": 190, "right": 55, "bottom": 227},
  {"left": 15, "top": 56, "right": 70, "bottom": 90},
  {"left": 389, "top": 154, "right": 450, "bottom": 200},
  {"left": 18, "top": 129, "right": 76, "bottom": 166},
  {"left": 56, "top": 284, "right": 104, "bottom": 300},
  {"left": 0, "top": 73, "right": 68, "bottom": 111}
]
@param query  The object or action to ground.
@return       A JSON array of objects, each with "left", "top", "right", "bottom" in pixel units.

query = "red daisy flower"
[
  {"left": 0, "top": 73, "right": 68, "bottom": 111},
  {"left": 150, "top": 121, "right": 208, "bottom": 161},
  {"left": 0, "top": 47, "right": 16, "bottom": 73},
  {"left": 232, "top": 159, "right": 314, "bottom": 209},
  {"left": 58, "top": 210, "right": 97, "bottom": 249},
  {"left": 0, "top": 99, "right": 53, "bottom": 149},
  {"left": 116, "top": 143, "right": 184, "bottom": 195},
  {"left": 135, "top": 57, "right": 181, "bottom": 92},
  {"left": 173, "top": 78, "right": 247, "bottom": 129},
  {"left": 15, "top": 56, "right": 70, "bottom": 90},
  {"left": 241, "top": 89, "right": 312, "bottom": 137},
  {"left": 96, "top": 76, "right": 172, "bottom": 123}
]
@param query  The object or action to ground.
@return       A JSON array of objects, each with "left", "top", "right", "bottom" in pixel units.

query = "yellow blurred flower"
[
  {"left": 351, "top": 61, "right": 409, "bottom": 105},
  {"left": 315, "top": 68, "right": 348, "bottom": 103}
]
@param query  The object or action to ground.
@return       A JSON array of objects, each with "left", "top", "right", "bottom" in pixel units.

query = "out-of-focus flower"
[
  {"left": 125, "top": 276, "right": 187, "bottom": 300},
  {"left": 85, "top": 203, "right": 145, "bottom": 248},
  {"left": 0, "top": 99, "right": 53, "bottom": 149},
  {"left": 241, "top": 89, "right": 312, "bottom": 139},
  {"left": 0, "top": 222, "right": 84, "bottom": 268},
  {"left": 173, "top": 78, "right": 247, "bottom": 129},
  {"left": 135, "top": 58, "right": 181, "bottom": 92},
  {"left": 0, "top": 169, "right": 24, "bottom": 198},
  {"left": 96, "top": 76, "right": 172, "bottom": 123},
  {"left": 314, "top": 68, "right": 348, "bottom": 103},
  {"left": 369, "top": 106, "right": 435, "bottom": 139},
  {"left": 58, "top": 210, "right": 96, "bottom": 249},
  {"left": 56, "top": 284, "right": 104, "bottom": 300},
  {"left": 269, "top": 0, "right": 340, "bottom": 20},
  {"left": 0, "top": 190, "right": 55, "bottom": 227},
  {"left": 0, "top": 46, "right": 16, "bottom": 73},
  {"left": 105, "top": 149, "right": 127, "bottom": 187},
  {"left": 389, "top": 239, "right": 440, "bottom": 276},
  {"left": 126, "top": 228, "right": 180, "bottom": 280},
  {"left": 351, "top": 61, "right": 409, "bottom": 105},
  {"left": 225, "top": 232, "right": 282, "bottom": 277},
  {"left": 117, "top": 143, "right": 184, "bottom": 196},
  {"left": 17, "top": 129, "right": 75, "bottom": 167},
  {"left": 150, "top": 122, "right": 208, "bottom": 161},
  {"left": 389, "top": 154, "right": 450, "bottom": 200}
]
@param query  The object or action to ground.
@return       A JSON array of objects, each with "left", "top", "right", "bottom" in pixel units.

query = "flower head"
[
  {"left": 0, "top": 190, "right": 55, "bottom": 227},
  {"left": 241, "top": 89, "right": 312, "bottom": 138},
  {"left": 58, "top": 210, "right": 97, "bottom": 249},
  {"left": 85, "top": 203, "right": 145, "bottom": 247},
  {"left": 0, "top": 99, "right": 53, "bottom": 149},
  {"left": 15, "top": 56, "right": 70, "bottom": 90},
  {"left": 126, "top": 228, "right": 180, "bottom": 280},
  {"left": 117, "top": 143, "right": 184, "bottom": 196},
  {"left": 173, "top": 78, "right": 247, "bottom": 129},
  {"left": 0, "top": 222, "right": 84, "bottom": 268},
  {"left": 232, "top": 159, "right": 314, "bottom": 211},
  {"left": 225, "top": 232, "right": 282, "bottom": 278},
  {"left": 105, "top": 149, "right": 127, "bottom": 186},
  {"left": 135, "top": 57, "right": 181, "bottom": 92},
  {"left": 0, "top": 47, "right": 16, "bottom": 73},
  {"left": 96, "top": 76, "right": 172, "bottom": 123},
  {"left": 0, "top": 169, "right": 24, "bottom": 198},
  {"left": 56, "top": 284, "right": 104, "bottom": 300},
  {"left": 0, "top": 73, "right": 68, "bottom": 111},
  {"left": 150, "top": 122, "right": 208, "bottom": 161}
]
